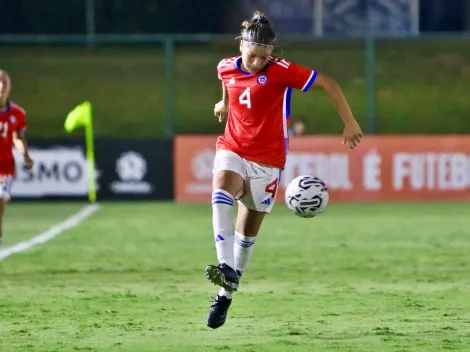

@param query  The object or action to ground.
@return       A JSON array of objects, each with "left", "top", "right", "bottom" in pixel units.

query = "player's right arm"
[
  {"left": 214, "top": 59, "right": 231, "bottom": 122},
  {"left": 214, "top": 82, "right": 229, "bottom": 122}
]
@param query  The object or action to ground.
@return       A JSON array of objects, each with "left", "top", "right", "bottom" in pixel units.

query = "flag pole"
[
  {"left": 64, "top": 101, "right": 97, "bottom": 203},
  {"left": 84, "top": 109, "right": 96, "bottom": 203}
]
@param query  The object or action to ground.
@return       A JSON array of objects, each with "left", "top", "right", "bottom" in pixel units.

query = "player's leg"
[
  {"left": 209, "top": 171, "right": 277, "bottom": 329},
  {"left": 206, "top": 201, "right": 262, "bottom": 330},
  {"left": 207, "top": 150, "right": 246, "bottom": 290},
  {"left": 208, "top": 162, "right": 279, "bottom": 330},
  {"left": 211, "top": 167, "right": 244, "bottom": 272},
  {"left": 206, "top": 169, "right": 244, "bottom": 288},
  {"left": 234, "top": 163, "right": 281, "bottom": 279},
  {"left": 0, "top": 199, "right": 5, "bottom": 246},
  {"left": 233, "top": 203, "right": 265, "bottom": 278},
  {"left": 0, "top": 176, "right": 13, "bottom": 247},
  {"left": 206, "top": 150, "right": 246, "bottom": 329}
]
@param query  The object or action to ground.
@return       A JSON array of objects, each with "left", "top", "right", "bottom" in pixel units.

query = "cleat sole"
[{"left": 205, "top": 266, "right": 238, "bottom": 292}]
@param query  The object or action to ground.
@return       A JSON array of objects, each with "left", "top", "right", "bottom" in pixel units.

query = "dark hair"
[{"left": 240, "top": 11, "right": 276, "bottom": 47}]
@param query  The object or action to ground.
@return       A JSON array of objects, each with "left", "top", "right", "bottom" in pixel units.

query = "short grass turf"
[{"left": 0, "top": 202, "right": 469, "bottom": 351}]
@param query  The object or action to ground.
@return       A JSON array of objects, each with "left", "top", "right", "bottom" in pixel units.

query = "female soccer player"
[
  {"left": 205, "top": 11, "right": 363, "bottom": 329},
  {"left": 0, "top": 70, "right": 34, "bottom": 246}
]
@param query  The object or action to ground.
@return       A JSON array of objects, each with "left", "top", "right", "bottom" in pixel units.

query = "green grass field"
[
  {"left": 3, "top": 37, "right": 470, "bottom": 137},
  {"left": 1, "top": 202, "right": 470, "bottom": 351}
]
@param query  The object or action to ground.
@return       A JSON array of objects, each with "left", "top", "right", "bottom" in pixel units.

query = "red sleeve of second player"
[
  {"left": 16, "top": 109, "right": 27, "bottom": 131},
  {"left": 274, "top": 60, "right": 318, "bottom": 92},
  {"left": 217, "top": 59, "right": 226, "bottom": 81}
]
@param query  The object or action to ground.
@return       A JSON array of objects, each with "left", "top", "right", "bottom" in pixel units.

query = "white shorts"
[
  {"left": 213, "top": 150, "right": 282, "bottom": 213},
  {"left": 0, "top": 175, "right": 13, "bottom": 201}
]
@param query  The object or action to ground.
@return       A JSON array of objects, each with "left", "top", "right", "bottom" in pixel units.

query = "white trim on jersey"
[
  {"left": 268, "top": 56, "right": 290, "bottom": 69},
  {"left": 301, "top": 70, "right": 317, "bottom": 92},
  {"left": 282, "top": 87, "right": 291, "bottom": 162},
  {"left": 276, "top": 60, "right": 290, "bottom": 69},
  {"left": 282, "top": 87, "right": 290, "bottom": 142},
  {"left": 217, "top": 57, "right": 236, "bottom": 71}
]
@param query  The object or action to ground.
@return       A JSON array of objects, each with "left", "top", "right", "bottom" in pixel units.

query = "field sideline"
[{"left": 1, "top": 202, "right": 469, "bottom": 351}]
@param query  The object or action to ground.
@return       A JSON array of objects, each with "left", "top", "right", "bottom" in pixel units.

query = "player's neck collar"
[
  {"left": 234, "top": 57, "right": 251, "bottom": 76},
  {"left": 0, "top": 101, "right": 11, "bottom": 113}
]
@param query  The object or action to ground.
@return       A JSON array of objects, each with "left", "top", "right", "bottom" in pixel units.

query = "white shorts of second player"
[
  {"left": 213, "top": 149, "right": 282, "bottom": 213},
  {"left": 0, "top": 175, "right": 13, "bottom": 201}
]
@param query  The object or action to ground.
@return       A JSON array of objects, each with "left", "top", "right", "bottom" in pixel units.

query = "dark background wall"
[
  {"left": 0, "top": 0, "right": 468, "bottom": 34},
  {"left": 0, "top": 0, "right": 233, "bottom": 34}
]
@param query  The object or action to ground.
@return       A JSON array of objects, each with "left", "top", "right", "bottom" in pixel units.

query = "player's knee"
[{"left": 213, "top": 170, "right": 244, "bottom": 198}]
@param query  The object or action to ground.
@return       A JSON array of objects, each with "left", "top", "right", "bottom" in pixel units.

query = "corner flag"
[{"left": 64, "top": 101, "right": 97, "bottom": 203}]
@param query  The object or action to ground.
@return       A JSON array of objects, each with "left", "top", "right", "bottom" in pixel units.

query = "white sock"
[
  {"left": 234, "top": 232, "right": 257, "bottom": 278},
  {"left": 218, "top": 287, "right": 232, "bottom": 299},
  {"left": 212, "top": 189, "right": 235, "bottom": 269}
]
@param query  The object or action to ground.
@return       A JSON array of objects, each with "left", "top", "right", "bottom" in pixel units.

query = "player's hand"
[
  {"left": 24, "top": 156, "right": 34, "bottom": 170},
  {"left": 214, "top": 100, "right": 229, "bottom": 123},
  {"left": 342, "top": 121, "right": 363, "bottom": 149}
]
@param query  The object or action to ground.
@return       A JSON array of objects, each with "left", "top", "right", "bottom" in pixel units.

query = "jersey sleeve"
[
  {"left": 217, "top": 59, "right": 225, "bottom": 81},
  {"left": 15, "top": 109, "right": 27, "bottom": 131},
  {"left": 274, "top": 60, "right": 317, "bottom": 92},
  {"left": 217, "top": 58, "right": 234, "bottom": 81}
]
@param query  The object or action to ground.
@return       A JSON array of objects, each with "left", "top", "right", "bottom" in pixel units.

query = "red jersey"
[
  {"left": 0, "top": 102, "right": 27, "bottom": 176},
  {"left": 216, "top": 56, "right": 317, "bottom": 168}
]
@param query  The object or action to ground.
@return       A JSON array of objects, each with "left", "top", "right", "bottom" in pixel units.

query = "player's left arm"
[
  {"left": 277, "top": 60, "right": 363, "bottom": 149},
  {"left": 13, "top": 130, "right": 33, "bottom": 169},
  {"left": 12, "top": 112, "right": 33, "bottom": 169},
  {"left": 313, "top": 73, "right": 362, "bottom": 149}
]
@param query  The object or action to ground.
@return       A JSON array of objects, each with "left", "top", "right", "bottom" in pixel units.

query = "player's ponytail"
[{"left": 240, "top": 11, "right": 276, "bottom": 49}]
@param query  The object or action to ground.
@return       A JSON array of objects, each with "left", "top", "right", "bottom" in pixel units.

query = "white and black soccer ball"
[{"left": 284, "top": 175, "right": 329, "bottom": 218}]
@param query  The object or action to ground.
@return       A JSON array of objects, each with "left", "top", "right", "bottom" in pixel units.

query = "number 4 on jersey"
[{"left": 239, "top": 87, "right": 251, "bottom": 109}]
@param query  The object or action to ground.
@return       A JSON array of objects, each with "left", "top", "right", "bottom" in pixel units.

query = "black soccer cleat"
[
  {"left": 206, "top": 295, "right": 232, "bottom": 329},
  {"left": 205, "top": 263, "right": 239, "bottom": 292}
]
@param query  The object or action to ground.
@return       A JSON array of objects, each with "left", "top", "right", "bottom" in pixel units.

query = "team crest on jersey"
[
  {"left": 9, "top": 116, "right": 16, "bottom": 124},
  {"left": 257, "top": 74, "right": 268, "bottom": 85}
]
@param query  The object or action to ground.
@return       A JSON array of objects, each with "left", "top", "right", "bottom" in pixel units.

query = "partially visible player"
[
  {"left": 288, "top": 118, "right": 307, "bottom": 136},
  {"left": 0, "top": 70, "right": 34, "bottom": 246},
  {"left": 205, "top": 11, "right": 363, "bottom": 328}
]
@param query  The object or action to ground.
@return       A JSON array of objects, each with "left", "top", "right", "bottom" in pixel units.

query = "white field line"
[{"left": 0, "top": 204, "right": 101, "bottom": 261}]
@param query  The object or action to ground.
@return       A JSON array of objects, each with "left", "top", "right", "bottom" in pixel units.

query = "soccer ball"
[{"left": 284, "top": 175, "right": 329, "bottom": 218}]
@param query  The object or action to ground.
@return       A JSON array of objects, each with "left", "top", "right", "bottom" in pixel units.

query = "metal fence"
[{"left": 1, "top": 33, "right": 469, "bottom": 137}]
